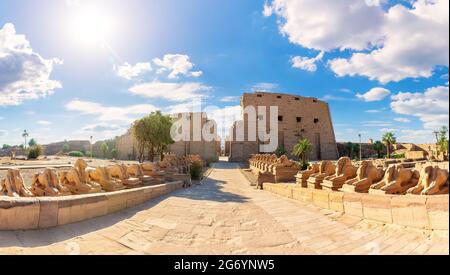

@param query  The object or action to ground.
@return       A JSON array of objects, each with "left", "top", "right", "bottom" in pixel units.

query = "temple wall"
[
  {"left": 230, "top": 92, "right": 339, "bottom": 162},
  {"left": 0, "top": 181, "right": 183, "bottom": 231},
  {"left": 264, "top": 183, "right": 449, "bottom": 231}
]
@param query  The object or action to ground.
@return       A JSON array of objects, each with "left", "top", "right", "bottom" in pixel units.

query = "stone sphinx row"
[
  {"left": 296, "top": 157, "right": 449, "bottom": 196},
  {"left": 0, "top": 155, "right": 202, "bottom": 198},
  {"left": 249, "top": 154, "right": 299, "bottom": 183}
]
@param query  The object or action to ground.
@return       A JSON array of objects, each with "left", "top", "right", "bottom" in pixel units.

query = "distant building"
[
  {"left": 116, "top": 112, "right": 220, "bottom": 162},
  {"left": 228, "top": 92, "right": 339, "bottom": 162}
]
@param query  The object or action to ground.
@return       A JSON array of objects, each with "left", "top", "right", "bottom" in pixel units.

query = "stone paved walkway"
[{"left": 0, "top": 161, "right": 448, "bottom": 255}]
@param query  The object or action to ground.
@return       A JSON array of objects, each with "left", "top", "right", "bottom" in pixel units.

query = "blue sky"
[{"left": 0, "top": 0, "right": 448, "bottom": 146}]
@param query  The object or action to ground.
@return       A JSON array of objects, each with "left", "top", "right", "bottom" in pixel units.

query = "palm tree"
[
  {"left": 345, "top": 142, "right": 355, "bottom": 158},
  {"left": 292, "top": 138, "right": 313, "bottom": 170},
  {"left": 372, "top": 141, "right": 384, "bottom": 158},
  {"left": 382, "top": 132, "right": 396, "bottom": 159},
  {"left": 22, "top": 130, "right": 29, "bottom": 149}
]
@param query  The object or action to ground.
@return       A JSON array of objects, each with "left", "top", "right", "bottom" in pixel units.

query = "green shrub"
[
  {"left": 68, "top": 151, "right": 84, "bottom": 157},
  {"left": 190, "top": 160, "right": 203, "bottom": 180},
  {"left": 27, "top": 145, "right": 43, "bottom": 159},
  {"left": 111, "top": 148, "right": 118, "bottom": 159},
  {"left": 298, "top": 162, "right": 310, "bottom": 171},
  {"left": 275, "top": 145, "right": 288, "bottom": 157},
  {"left": 391, "top": 153, "right": 405, "bottom": 159},
  {"left": 63, "top": 144, "right": 70, "bottom": 153}
]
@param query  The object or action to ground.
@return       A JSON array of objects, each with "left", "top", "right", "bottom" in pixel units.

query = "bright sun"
[{"left": 69, "top": 6, "right": 114, "bottom": 46}]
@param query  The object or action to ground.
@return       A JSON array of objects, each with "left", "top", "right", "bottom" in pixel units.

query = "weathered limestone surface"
[
  {"left": 59, "top": 159, "right": 102, "bottom": 195},
  {"left": 369, "top": 165, "right": 419, "bottom": 195},
  {"left": 30, "top": 169, "right": 72, "bottom": 197},
  {"left": 230, "top": 92, "right": 339, "bottom": 162},
  {"left": 306, "top": 161, "right": 336, "bottom": 189},
  {"left": 249, "top": 154, "right": 299, "bottom": 183},
  {"left": 1, "top": 162, "right": 447, "bottom": 255},
  {"left": 407, "top": 166, "right": 449, "bottom": 195},
  {"left": 321, "top": 157, "right": 357, "bottom": 191},
  {"left": 341, "top": 161, "right": 384, "bottom": 193},
  {"left": 295, "top": 163, "right": 320, "bottom": 188},
  {"left": 0, "top": 181, "right": 184, "bottom": 231},
  {"left": 264, "top": 182, "right": 449, "bottom": 230},
  {"left": 1, "top": 169, "right": 34, "bottom": 197}
]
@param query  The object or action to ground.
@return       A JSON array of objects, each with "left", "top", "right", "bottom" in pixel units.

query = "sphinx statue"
[
  {"left": 127, "top": 164, "right": 155, "bottom": 185},
  {"left": 321, "top": 157, "right": 358, "bottom": 191},
  {"left": 306, "top": 161, "right": 336, "bottom": 189},
  {"left": 141, "top": 162, "right": 165, "bottom": 183},
  {"left": 369, "top": 165, "right": 419, "bottom": 195},
  {"left": 88, "top": 166, "right": 126, "bottom": 192},
  {"left": 340, "top": 161, "right": 384, "bottom": 193},
  {"left": 270, "top": 155, "right": 299, "bottom": 183},
  {"left": 295, "top": 163, "right": 320, "bottom": 188},
  {"left": 59, "top": 159, "right": 102, "bottom": 194},
  {"left": 407, "top": 166, "right": 449, "bottom": 195},
  {"left": 0, "top": 169, "right": 34, "bottom": 197},
  {"left": 30, "top": 168, "right": 71, "bottom": 197},
  {"left": 265, "top": 154, "right": 279, "bottom": 173},
  {"left": 108, "top": 164, "right": 141, "bottom": 187}
]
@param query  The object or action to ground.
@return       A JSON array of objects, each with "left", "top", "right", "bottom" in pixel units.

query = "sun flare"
[{"left": 68, "top": 6, "right": 114, "bottom": 46}]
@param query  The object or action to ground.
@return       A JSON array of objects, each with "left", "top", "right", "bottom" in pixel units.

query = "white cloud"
[
  {"left": 220, "top": 96, "right": 240, "bottom": 103},
  {"left": 37, "top": 120, "right": 52, "bottom": 125},
  {"left": 394, "top": 117, "right": 411, "bottom": 123},
  {"left": 153, "top": 54, "right": 202, "bottom": 79},
  {"left": 362, "top": 120, "right": 392, "bottom": 127},
  {"left": 365, "top": 109, "right": 382, "bottom": 113},
  {"left": 65, "top": 100, "right": 157, "bottom": 123},
  {"left": 391, "top": 85, "right": 449, "bottom": 129},
  {"left": 291, "top": 51, "right": 324, "bottom": 72},
  {"left": 266, "top": 0, "right": 449, "bottom": 83},
  {"left": 265, "top": 0, "right": 384, "bottom": 51},
  {"left": 329, "top": 0, "right": 449, "bottom": 83},
  {"left": 128, "top": 81, "right": 211, "bottom": 102},
  {"left": 82, "top": 123, "right": 123, "bottom": 132},
  {"left": 397, "top": 129, "right": 436, "bottom": 144},
  {"left": 114, "top": 62, "right": 151, "bottom": 80},
  {"left": 0, "top": 130, "right": 7, "bottom": 137},
  {"left": 356, "top": 87, "right": 391, "bottom": 102},
  {"left": 263, "top": 2, "right": 274, "bottom": 17},
  {"left": 0, "top": 23, "right": 62, "bottom": 106},
  {"left": 252, "top": 82, "right": 279, "bottom": 92}
]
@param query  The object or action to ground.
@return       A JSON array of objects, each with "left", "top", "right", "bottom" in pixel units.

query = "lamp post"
[
  {"left": 358, "top": 133, "right": 362, "bottom": 161},
  {"left": 90, "top": 136, "right": 93, "bottom": 159}
]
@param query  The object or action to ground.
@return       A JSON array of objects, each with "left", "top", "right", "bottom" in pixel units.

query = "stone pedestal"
[
  {"left": 274, "top": 167, "right": 298, "bottom": 183},
  {"left": 321, "top": 178, "right": 346, "bottom": 191}
]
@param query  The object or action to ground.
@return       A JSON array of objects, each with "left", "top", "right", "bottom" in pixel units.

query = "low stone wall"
[
  {"left": 0, "top": 181, "right": 183, "bottom": 231},
  {"left": 264, "top": 183, "right": 449, "bottom": 231}
]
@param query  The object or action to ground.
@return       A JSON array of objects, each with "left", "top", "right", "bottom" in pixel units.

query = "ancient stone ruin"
[
  {"left": 30, "top": 168, "right": 71, "bottom": 197},
  {"left": 251, "top": 154, "right": 448, "bottom": 197},
  {"left": 88, "top": 166, "right": 126, "bottom": 192},
  {"left": 407, "top": 165, "right": 449, "bottom": 195},
  {"left": 369, "top": 164, "right": 420, "bottom": 195},
  {"left": 306, "top": 161, "right": 336, "bottom": 189},
  {"left": 321, "top": 157, "right": 358, "bottom": 191},
  {"left": 249, "top": 154, "right": 299, "bottom": 183},
  {"left": 0, "top": 155, "right": 204, "bottom": 198},
  {"left": 1, "top": 169, "right": 34, "bottom": 197},
  {"left": 295, "top": 163, "right": 320, "bottom": 187},
  {"left": 340, "top": 160, "right": 384, "bottom": 193}
]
